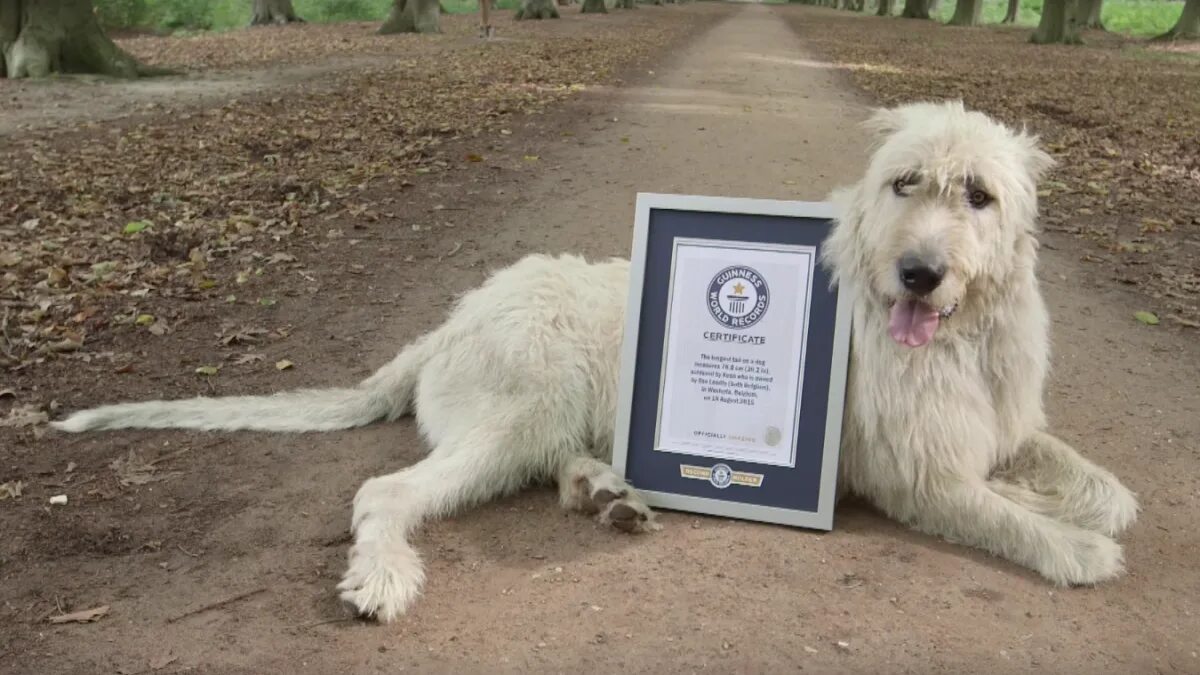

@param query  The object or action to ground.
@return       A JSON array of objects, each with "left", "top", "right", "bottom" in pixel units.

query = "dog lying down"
[{"left": 54, "top": 100, "right": 1138, "bottom": 622}]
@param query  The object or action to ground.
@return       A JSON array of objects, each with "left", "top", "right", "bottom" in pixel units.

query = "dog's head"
[{"left": 823, "top": 100, "right": 1053, "bottom": 348}]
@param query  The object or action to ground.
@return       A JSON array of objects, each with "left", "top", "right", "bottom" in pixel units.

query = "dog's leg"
[
  {"left": 338, "top": 429, "right": 527, "bottom": 622},
  {"left": 991, "top": 431, "right": 1138, "bottom": 536},
  {"left": 556, "top": 455, "right": 660, "bottom": 533},
  {"left": 902, "top": 477, "right": 1124, "bottom": 586}
]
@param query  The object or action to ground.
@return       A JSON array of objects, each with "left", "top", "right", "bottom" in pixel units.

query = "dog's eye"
[
  {"left": 968, "top": 189, "right": 992, "bottom": 209},
  {"left": 892, "top": 177, "right": 909, "bottom": 196}
]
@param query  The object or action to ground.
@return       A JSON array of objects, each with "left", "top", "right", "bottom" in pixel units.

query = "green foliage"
[
  {"left": 929, "top": 0, "right": 1184, "bottom": 35},
  {"left": 440, "top": 0, "right": 522, "bottom": 13},
  {"left": 95, "top": 0, "right": 155, "bottom": 28},
  {"left": 1101, "top": 0, "right": 1183, "bottom": 35},
  {"left": 93, "top": 0, "right": 394, "bottom": 31},
  {"left": 92, "top": 0, "right": 1187, "bottom": 35}
]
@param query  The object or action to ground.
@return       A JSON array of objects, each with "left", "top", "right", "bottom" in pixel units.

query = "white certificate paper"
[{"left": 654, "top": 239, "right": 816, "bottom": 468}]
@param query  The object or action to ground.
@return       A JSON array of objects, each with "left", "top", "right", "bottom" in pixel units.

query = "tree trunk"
[
  {"left": 1031, "top": 0, "right": 1082, "bottom": 43},
  {"left": 901, "top": 0, "right": 931, "bottom": 19},
  {"left": 0, "top": 0, "right": 161, "bottom": 79},
  {"left": 1074, "top": 0, "right": 1104, "bottom": 29},
  {"left": 515, "top": 0, "right": 560, "bottom": 18},
  {"left": 379, "top": 0, "right": 440, "bottom": 33},
  {"left": 947, "top": 0, "right": 982, "bottom": 25},
  {"left": 1156, "top": 0, "right": 1199, "bottom": 39},
  {"left": 581, "top": 0, "right": 607, "bottom": 12},
  {"left": 1002, "top": 0, "right": 1019, "bottom": 22},
  {"left": 250, "top": 0, "right": 303, "bottom": 25},
  {"left": 877, "top": 0, "right": 895, "bottom": 16},
  {"left": 616, "top": 0, "right": 636, "bottom": 9}
]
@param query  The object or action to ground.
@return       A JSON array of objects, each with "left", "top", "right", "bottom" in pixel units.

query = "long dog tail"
[{"left": 52, "top": 336, "right": 434, "bottom": 434}]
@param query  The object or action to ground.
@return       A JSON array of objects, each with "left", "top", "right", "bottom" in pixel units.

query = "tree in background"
[
  {"left": 1031, "top": 0, "right": 1082, "bottom": 42},
  {"left": 877, "top": 0, "right": 896, "bottom": 15},
  {"left": 901, "top": 0, "right": 932, "bottom": 19},
  {"left": 1, "top": 0, "right": 162, "bottom": 78},
  {"left": 379, "top": 0, "right": 440, "bottom": 32},
  {"left": 1156, "top": 0, "right": 1199, "bottom": 39},
  {"left": 1074, "top": 0, "right": 1104, "bottom": 29},
  {"left": 514, "top": 0, "right": 559, "bottom": 19},
  {"left": 1002, "top": 0, "right": 1019, "bottom": 23},
  {"left": 948, "top": 0, "right": 983, "bottom": 25},
  {"left": 581, "top": 0, "right": 608, "bottom": 13},
  {"left": 616, "top": 0, "right": 636, "bottom": 9},
  {"left": 251, "top": 0, "right": 304, "bottom": 25}
]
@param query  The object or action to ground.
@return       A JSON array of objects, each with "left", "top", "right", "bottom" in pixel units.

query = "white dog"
[{"left": 54, "top": 100, "right": 1137, "bottom": 622}]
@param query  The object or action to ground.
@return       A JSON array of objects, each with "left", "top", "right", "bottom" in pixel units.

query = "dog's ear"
[
  {"left": 862, "top": 106, "right": 905, "bottom": 141},
  {"left": 863, "top": 100, "right": 965, "bottom": 143},
  {"left": 819, "top": 184, "right": 866, "bottom": 288},
  {"left": 1017, "top": 132, "right": 1056, "bottom": 183}
]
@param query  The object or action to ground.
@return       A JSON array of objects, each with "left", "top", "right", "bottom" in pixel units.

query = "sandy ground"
[{"left": 3, "top": 4, "right": 1199, "bottom": 674}]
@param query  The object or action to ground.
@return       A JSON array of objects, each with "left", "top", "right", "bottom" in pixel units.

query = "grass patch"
[{"left": 927, "top": 0, "right": 1183, "bottom": 36}]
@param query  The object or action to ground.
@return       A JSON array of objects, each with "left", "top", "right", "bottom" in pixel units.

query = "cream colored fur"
[{"left": 53, "top": 100, "right": 1137, "bottom": 623}]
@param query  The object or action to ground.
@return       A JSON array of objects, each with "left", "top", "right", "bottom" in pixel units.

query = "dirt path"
[{"left": 3, "top": 4, "right": 1198, "bottom": 674}]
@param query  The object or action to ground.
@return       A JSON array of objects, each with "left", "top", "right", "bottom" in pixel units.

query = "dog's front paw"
[
  {"left": 1042, "top": 529, "right": 1124, "bottom": 586},
  {"left": 337, "top": 540, "right": 425, "bottom": 622},
  {"left": 594, "top": 489, "right": 661, "bottom": 534},
  {"left": 1095, "top": 478, "right": 1139, "bottom": 537}
]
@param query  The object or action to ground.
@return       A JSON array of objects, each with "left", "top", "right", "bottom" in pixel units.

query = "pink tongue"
[{"left": 889, "top": 299, "right": 940, "bottom": 348}]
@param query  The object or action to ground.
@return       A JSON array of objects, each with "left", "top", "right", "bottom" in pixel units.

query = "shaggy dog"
[{"left": 53, "top": 100, "right": 1138, "bottom": 622}]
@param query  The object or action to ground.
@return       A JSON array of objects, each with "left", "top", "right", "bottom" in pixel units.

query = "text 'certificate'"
[{"left": 654, "top": 239, "right": 816, "bottom": 468}]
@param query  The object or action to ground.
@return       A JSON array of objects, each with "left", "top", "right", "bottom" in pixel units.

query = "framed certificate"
[{"left": 611, "top": 193, "right": 852, "bottom": 531}]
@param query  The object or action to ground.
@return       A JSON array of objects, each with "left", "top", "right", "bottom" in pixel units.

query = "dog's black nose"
[{"left": 898, "top": 256, "right": 944, "bottom": 296}]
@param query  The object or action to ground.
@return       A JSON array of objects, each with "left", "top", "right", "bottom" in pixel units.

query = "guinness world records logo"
[{"left": 708, "top": 266, "right": 770, "bottom": 330}]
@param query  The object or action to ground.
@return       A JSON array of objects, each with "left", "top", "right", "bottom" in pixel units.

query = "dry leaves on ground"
[
  {"left": 0, "top": 11, "right": 702, "bottom": 374},
  {"left": 47, "top": 605, "right": 110, "bottom": 624}
]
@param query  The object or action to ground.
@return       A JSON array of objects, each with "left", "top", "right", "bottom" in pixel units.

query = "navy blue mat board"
[{"left": 612, "top": 194, "right": 852, "bottom": 531}]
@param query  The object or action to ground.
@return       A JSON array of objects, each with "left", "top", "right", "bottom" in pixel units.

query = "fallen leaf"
[
  {"left": 48, "top": 605, "right": 109, "bottom": 624},
  {"left": 466, "top": 153, "right": 484, "bottom": 162},
  {"left": 47, "top": 338, "right": 83, "bottom": 353},
  {"left": 0, "top": 480, "right": 24, "bottom": 500},
  {"left": 1140, "top": 218, "right": 1173, "bottom": 233},
  {"left": 135, "top": 314, "right": 156, "bottom": 326},
  {"left": 110, "top": 449, "right": 180, "bottom": 486},
  {"left": 90, "top": 261, "right": 117, "bottom": 279},
  {"left": 123, "top": 220, "right": 151, "bottom": 235},
  {"left": 1134, "top": 311, "right": 1159, "bottom": 326},
  {"left": 275, "top": 359, "right": 294, "bottom": 370},
  {"left": 150, "top": 655, "right": 179, "bottom": 671},
  {"left": 218, "top": 326, "right": 268, "bottom": 346},
  {"left": 0, "top": 404, "right": 48, "bottom": 428},
  {"left": 195, "top": 365, "right": 220, "bottom": 376},
  {"left": 523, "top": 155, "right": 539, "bottom": 162},
  {"left": 232, "top": 353, "right": 266, "bottom": 365}
]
